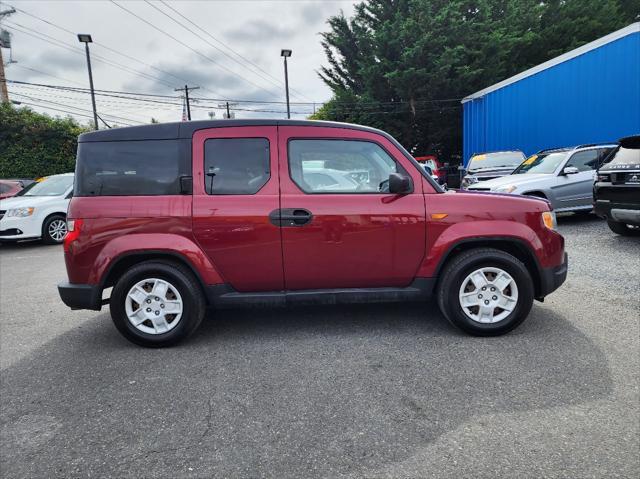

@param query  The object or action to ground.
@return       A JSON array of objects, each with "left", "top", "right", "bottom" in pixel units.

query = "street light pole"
[
  {"left": 280, "top": 49, "right": 292, "bottom": 119},
  {"left": 78, "top": 34, "right": 98, "bottom": 130}
]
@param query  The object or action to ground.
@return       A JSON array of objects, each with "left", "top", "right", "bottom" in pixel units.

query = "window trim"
[
  {"left": 564, "top": 148, "right": 600, "bottom": 173},
  {"left": 286, "top": 137, "right": 411, "bottom": 195},
  {"left": 203, "top": 136, "right": 271, "bottom": 196},
  {"left": 74, "top": 139, "right": 189, "bottom": 197}
]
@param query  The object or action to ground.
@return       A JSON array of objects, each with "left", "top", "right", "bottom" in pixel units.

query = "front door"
[
  {"left": 553, "top": 149, "right": 600, "bottom": 210},
  {"left": 277, "top": 126, "right": 427, "bottom": 290},
  {"left": 192, "top": 126, "right": 283, "bottom": 292}
]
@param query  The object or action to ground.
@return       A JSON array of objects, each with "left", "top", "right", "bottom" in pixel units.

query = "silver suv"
[{"left": 468, "top": 144, "right": 615, "bottom": 213}]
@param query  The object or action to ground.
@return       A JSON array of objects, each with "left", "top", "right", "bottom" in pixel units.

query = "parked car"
[
  {"left": 58, "top": 120, "right": 567, "bottom": 347},
  {"left": 0, "top": 173, "right": 74, "bottom": 244},
  {"left": 414, "top": 155, "right": 446, "bottom": 184},
  {"left": 0, "top": 180, "right": 24, "bottom": 200},
  {"left": 460, "top": 151, "right": 526, "bottom": 189},
  {"left": 594, "top": 135, "right": 640, "bottom": 236},
  {"left": 468, "top": 144, "right": 616, "bottom": 213}
]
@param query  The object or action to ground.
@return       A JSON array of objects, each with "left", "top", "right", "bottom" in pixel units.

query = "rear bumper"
[
  {"left": 537, "top": 252, "right": 568, "bottom": 299},
  {"left": 58, "top": 282, "right": 103, "bottom": 311},
  {"left": 595, "top": 200, "right": 640, "bottom": 225}
]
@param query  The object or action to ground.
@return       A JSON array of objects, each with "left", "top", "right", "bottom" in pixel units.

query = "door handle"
[{"left": 269, "top": 208, "right": 313, "bottom": 227}]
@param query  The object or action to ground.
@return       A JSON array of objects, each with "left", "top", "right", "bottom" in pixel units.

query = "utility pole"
[
  {"left": 218, "top": 101, "right": 238, "bottom": 119},
  {"left": 0, "top": 5, "right": 16, "bottom": 104},
  {"left": 0, "top": 46, "right": 8, "bottom": 103},
  {"left": 175, "top": 85, "right": 199, "bottom": 120}
]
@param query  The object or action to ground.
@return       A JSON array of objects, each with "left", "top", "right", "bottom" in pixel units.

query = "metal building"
[{"left": 462, "top": 22, "right": 640, "bottom": 165}]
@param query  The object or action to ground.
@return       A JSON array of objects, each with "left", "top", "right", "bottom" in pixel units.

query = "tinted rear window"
[{"left": 75, "top": 140, "right": 188, "bottom": 196}]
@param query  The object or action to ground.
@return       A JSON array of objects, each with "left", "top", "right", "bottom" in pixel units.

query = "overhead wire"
[
  {"left": 6, "top": 4, "right": 201, "bottom": 88},
  {"left": 158, "top": 0, "right": 312, "bottom": 101},
  {"left": 110, "top": 0, "right": 280, "bottom": 99}
]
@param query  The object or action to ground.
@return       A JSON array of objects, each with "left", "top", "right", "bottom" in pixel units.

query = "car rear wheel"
[
  {"left": 437, "top": 248, "right": 534, "bottom": 336},
  {"left": 110, "top": 261, "right": 205, "bottom": 347},
  {"left": 607, "top": 220, "right": 640, "bottom": 236},
  {"left": 42, "top": 215, "right": 67, "bottom": 244}
]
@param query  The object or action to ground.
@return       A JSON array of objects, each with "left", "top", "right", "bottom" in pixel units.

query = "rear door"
[
  {"left": 192, "top": 127, "right": 283, "bottom": 292},
  {"left": 553, "top": 149, "right": 599, "bottom": 209},
  {"left": 277, "top": 126, "right": 427, "bottom": 290}
]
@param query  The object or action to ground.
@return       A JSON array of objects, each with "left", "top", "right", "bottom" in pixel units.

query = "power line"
[
  {"left": 11, "top": 92, "right": 145, "bottom": 124},
  {"left": 110, "top": 0, "right": 278, "bottom": 99},
  {"left": 159, "top": 0, "right": 313, "bottom": 102},
  {"left": 10, "top": 64, "right": 85, "bottom": 87},
  {"left": 6, "top": 4, "right": 206, "bottom": 90},
  {"left": 6, "top": 80, "right": 463, "bottom": 115},
  {"left": 145, "top": 0, "right": 308, "bottom": 103},
  {"left": 3, "top": 21, "right": 176, "bottom": 88}
]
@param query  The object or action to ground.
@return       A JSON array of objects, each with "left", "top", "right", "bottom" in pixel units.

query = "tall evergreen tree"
[{"left": 313, "top": 0, "right": 637, "bottom": 161}]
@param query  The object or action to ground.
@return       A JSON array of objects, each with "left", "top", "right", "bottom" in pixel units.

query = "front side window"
[
  {"left": 288, "top": 139, "right": 404, "bottom": 193},
  {"left": 75, "top": 140, "right": 185, "bottom": 196},
  {"left": 566, "top": 150, "right": 599, "bottom": 172},
  {"left": 204, "top": 138, "right": 270, "bottom": 195},
  {"left": 24, "top": 175, "right": 73, "bottom": 196}
]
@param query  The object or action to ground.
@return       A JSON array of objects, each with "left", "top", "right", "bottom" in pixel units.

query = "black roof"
[{"left": 78, "top": 119, "right": 384, "bottom": 143}]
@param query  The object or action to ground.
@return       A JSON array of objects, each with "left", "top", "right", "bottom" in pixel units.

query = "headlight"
[
  {"left": 6, "top": 207, "right": 35, "bottom": 217},
  {"left": 462, "top": 175, "right": 478, "bottom": 188},
  {"left": 495, "top": 185, "right": 517, "bottom": 193},
  {"left": 541, "top": 211, "right": 557, "bottom": 230}
]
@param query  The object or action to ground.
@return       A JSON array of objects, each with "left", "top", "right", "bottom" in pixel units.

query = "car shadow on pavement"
[{"left": 1, "top": 302, "right": 613, "bottom": 478}]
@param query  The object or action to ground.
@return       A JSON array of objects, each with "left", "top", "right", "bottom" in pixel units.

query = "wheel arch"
[
  {"left": 433, "top": 238, "right": 544, "bottom": 298},
  {"left": 523, "top": 191, "right": 547, "bottom": 199},
  {"left": 101, "top": 251, "right": 210, "bottom": 305}
]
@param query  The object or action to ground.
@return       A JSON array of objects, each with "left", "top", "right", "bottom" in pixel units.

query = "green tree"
[
  {"left": 0, "top": 103, "right": 88, "bottom": 178},
  {"left": 314, "top": 0, "right": 637, "bottom": 161}
]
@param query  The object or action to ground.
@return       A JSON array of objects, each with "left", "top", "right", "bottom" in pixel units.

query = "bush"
[{"left": 0, "top": 102, "right": 88, "bottom": 178}]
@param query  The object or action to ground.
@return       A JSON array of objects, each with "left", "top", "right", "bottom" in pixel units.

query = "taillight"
[{"left": 63, "top": 218, "right": 83, "bottom": 253}]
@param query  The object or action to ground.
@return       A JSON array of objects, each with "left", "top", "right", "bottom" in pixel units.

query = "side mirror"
[
  {"left": 423, "top": 165, "right": 433, "bottom": 175},
  {"left": 388, "top": 173, "right": 413, "bottom": 194},
  {"left": 563, "top": 166, "right": 579, "bottom": 175}
]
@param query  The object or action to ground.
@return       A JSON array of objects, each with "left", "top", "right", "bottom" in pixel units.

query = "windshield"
[
  {"left": 468, "top": 151, "right": 524, "bottom": 170},
  {"left": 24, "top": 175, "right": 73, "bottom": 196},
  {"left": 513, "top": 152, "right": 567, "bottom": 174}
]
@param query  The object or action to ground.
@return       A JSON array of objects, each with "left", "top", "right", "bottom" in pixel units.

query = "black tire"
[
  {"left": 607, "top": 220, "right": 640, "bottom": 236},
  {"left": 110, "top": 260, "right": 206, "bottom": 347},
  {"left": 42, "top": 214, "right": 67, "bottom": 244},
  {"left": 437, "top": 248, "right": 534, "bottom": 336}
]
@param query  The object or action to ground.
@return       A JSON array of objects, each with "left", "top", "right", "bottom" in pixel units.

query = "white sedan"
[{"left": 0, "top": 173, "right": 74, "bottom": 244}]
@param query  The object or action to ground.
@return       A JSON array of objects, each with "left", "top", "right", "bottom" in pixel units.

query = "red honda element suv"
[{"left": 59, "top": 120, "right": 567, "bottom": 347}]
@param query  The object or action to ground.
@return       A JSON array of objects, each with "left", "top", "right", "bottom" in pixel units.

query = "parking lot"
[{"left": 0, "top": 214, "right": 638, "bottom": 478}]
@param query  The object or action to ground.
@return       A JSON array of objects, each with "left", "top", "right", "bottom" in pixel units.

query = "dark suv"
[
  {"left": 58, "top": 120, "right": 567, "bottom": 347},
  {"left": 594, "top": 135, "right": 640, "bottom": 236}
]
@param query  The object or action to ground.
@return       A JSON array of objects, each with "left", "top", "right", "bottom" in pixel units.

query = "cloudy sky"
[{"left": 1, "top": 0, "right": 357, "bottom": 126}]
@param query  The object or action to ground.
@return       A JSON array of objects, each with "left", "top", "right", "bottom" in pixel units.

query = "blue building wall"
[{"left": 462, "top": 28, "right": 640, "bottom": 165}]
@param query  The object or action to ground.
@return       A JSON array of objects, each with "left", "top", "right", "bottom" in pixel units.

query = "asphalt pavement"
[{"left": 0, "top": 214, "right": 638, "bottom": 478}]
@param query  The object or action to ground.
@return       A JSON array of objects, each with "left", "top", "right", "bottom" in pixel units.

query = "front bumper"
[
  {"left": 537, "top": 252, "right": 568, "bottom": 299},
  {"left": 0, "top": 215, "right": 41, "bottom": 241},
  {"left": 58, "top": 282, "right": 103, "bottom": 311}
]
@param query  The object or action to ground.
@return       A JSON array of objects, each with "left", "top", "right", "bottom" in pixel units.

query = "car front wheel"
[
  {"left": 437, "top": 248, "right": 534, "bottom": 336},
  {"left": 110, "top": 261, "right": 206, "bottom": 347}
]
